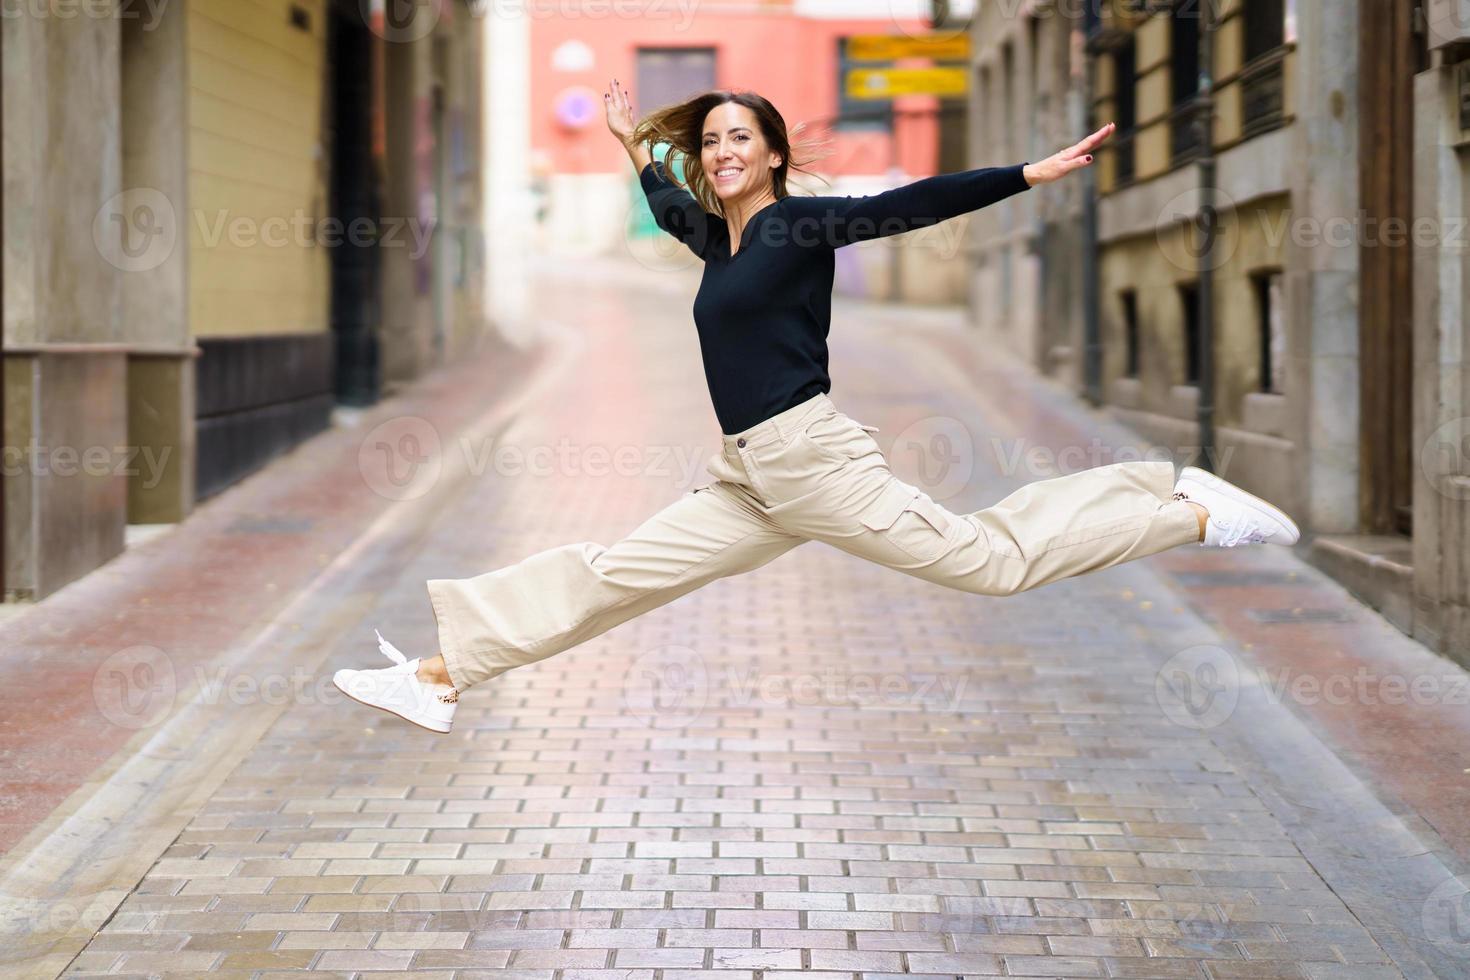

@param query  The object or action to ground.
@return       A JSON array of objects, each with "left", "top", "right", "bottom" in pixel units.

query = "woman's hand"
[
  {"left": 604, "top": 78, "right": 636, "bottom": 147},
  {"left": 1022, "top": 122, "right": 1116, "bottom": 186}
]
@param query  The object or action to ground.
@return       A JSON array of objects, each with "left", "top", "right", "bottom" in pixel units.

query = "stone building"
[
  {"left": 964, "top": 0, "right": 1088, "bottom": 376},
  {"left": 2, "top": 0, "right": 488, "bottom": 600},
  {"left": 969, "top": 0, "right": 1470, "bottom": 662}
]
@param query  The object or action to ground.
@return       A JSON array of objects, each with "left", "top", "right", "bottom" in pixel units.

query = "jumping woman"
[{"left": 332, "top": 81, "right": 1300, "bottom": 734}]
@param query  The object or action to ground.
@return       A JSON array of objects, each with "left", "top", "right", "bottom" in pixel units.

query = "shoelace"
[
  {"left": 1217, "top": 516, "right": 1266, "bottom": 547},
  {"left": 374, "top": 629, "right": 459, "bottom": 703},
  {"left": 1174, "top": 488, "right": 1263, "bottom": 547}
]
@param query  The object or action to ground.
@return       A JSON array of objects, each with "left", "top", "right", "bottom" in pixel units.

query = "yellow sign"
[
  {"left": 847, "top": 34, "right": 971, "bottom": 61},
  {"left": 845, "top": 67, "right": 969, "bottom": 99}
]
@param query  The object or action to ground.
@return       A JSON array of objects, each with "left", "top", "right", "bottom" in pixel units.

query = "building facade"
[
  {"left": 2, "top": 0, "right": 489, "bottom": 600},
  {"left": 969, "top": 0, "right": 1470, "bottom": 663}
]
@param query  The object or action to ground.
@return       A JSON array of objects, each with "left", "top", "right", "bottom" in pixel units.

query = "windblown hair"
[{"left": 627, "top": 89, "right": 834, "bottom": 217}]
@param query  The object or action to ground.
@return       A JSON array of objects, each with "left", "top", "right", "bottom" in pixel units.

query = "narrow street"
[{"left": 5, "top": 253, "right": 1470, "bottom": 979}]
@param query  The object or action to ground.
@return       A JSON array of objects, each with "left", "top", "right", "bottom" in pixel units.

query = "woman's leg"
[
  {"left": 788, "top": 459, "right": 1203, "bottom": 597},
  {"left": 425, "top": 481, "right": 807, "bottom": 690}
]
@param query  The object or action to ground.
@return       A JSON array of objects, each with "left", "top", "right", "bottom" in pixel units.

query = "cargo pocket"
[
  {"left": 801, "top": 412, "right": 882, "bottom": 464},
  {"left": 858, "top": 479, "right": 955, "bottom": 563}
]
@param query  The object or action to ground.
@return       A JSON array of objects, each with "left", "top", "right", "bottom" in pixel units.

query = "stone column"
[
  {"left": 482, "top": 2, "right": 535, "bottom": 346},
  {"left": 2, "top": 9, "right": 126, "bottom": 599},
  {"left": 121, "top": 0, "right": 194, "bottom": 525},
  {"left": 1282, "top": 0, "right": 1361, "bottom": 532},
  {"left": 1411, "top": 57, "right": 1469, "bottom": 663}
]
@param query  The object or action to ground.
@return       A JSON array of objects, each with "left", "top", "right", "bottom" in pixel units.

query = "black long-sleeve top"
[{"left": 639, "top": 159, "right": 1032, "bottom": 434}]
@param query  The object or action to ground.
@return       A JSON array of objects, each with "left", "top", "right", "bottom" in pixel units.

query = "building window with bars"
[
  {"left": 1169, "top": 2, "right": 1201, "bottom": 164},
  {"left": 1240, "top": 0, "right": 1288, "bottom": 137},
  {"left": 1111, "top": 37, "right": 1137, "bottom": 186}
]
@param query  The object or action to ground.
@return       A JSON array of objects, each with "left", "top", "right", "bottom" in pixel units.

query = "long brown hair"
[{"left": 628, "top": 90, "right": 833, "bottom": 217}]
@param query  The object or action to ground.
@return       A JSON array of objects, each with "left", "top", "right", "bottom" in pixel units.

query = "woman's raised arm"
[{"left": 605, "top": 78, "right": 715, "bottom": 259}]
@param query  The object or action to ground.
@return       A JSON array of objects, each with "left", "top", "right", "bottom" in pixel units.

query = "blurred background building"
[
  {"left": 517, "top": 0, "right": 973, "bottom": 303},
  {"left": 969, "top": 0, "right": 1470, "bottom": 661},
  {"left": 2, "top": 0, "right": 488, "bottom": 600}
]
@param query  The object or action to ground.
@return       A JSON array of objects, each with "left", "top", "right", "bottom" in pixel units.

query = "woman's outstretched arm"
[
  {"left": 605, "top": 77, "right": 715, "bottom": 259},
  {"left": 782, "top": 122, "right": 1116, "bottom": 250},
  {"left": 780, "top": 164, "right": 1030, "bottom": 248}
]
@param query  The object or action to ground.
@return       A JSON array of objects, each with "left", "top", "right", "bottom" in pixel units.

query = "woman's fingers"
[
  {"left": 604, "top": 78, "right": 635, "bottom": 130},
  {"left": 1058, "top": 122, "right": 1113, "bottom": 161},
  {"left": 1076, "top": 121, "right": 1115, "bottom": 155}
]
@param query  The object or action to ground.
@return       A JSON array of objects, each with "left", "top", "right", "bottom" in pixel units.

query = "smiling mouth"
[{"left": 714, "top": 168, "right": 743, "bottom": 181}]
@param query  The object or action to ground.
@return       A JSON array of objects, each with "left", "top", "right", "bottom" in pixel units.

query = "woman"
[{"left": 333, "top": 82, "right": 1299, "bottom": 734}]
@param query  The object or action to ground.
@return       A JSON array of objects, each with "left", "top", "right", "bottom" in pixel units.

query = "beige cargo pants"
[{"left": 428, "top": 392, "right": 1202, "bottom": 690}]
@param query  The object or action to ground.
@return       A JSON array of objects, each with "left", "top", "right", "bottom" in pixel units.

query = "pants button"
[{"left": 736, "top": 437, "right": 746, "bottom": 448}]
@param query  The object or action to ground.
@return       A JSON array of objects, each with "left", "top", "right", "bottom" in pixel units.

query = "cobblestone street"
[{"left": 6, "top": 255, "right": 1470, "bottom": 978}]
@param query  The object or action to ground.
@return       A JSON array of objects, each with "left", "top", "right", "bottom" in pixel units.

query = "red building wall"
[{"left": 530, "top": 13, "right": 946, "bottom": 180}]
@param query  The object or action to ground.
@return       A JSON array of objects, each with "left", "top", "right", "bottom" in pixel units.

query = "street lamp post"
[
  {"left": 1194, "top": 0, "right": 1218, "bottom": 472},
  {"left": 1081, "top": 3, "right": 1103, "bottom": 407}
]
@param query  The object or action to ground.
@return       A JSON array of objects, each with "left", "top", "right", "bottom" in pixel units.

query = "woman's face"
[{"left": 700, "top": 102, "right": 782, "bottom": 205}]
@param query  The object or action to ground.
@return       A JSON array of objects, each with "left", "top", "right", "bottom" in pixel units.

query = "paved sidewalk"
[{"left": 15, "top": 253, "right": 1470, "bottom": 977}]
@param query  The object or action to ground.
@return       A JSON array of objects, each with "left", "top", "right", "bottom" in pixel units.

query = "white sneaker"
[
  {"left": 1172, "top": 465, "right": 1301, "bottom": 547},
  {"left": 332, "top": 630, "right": 458, "bottom": 733}
]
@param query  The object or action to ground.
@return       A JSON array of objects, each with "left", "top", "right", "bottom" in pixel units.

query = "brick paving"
[{"left": 46, "top": 255, "right": 1470, "bottom": 977}]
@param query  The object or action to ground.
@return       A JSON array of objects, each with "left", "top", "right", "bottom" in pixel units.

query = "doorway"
[
  {"left": 636, "top": 48, "right": 717, "bottom": 119},
  {"left": 1357, "top": 0, "right": 1427, "bottom": 536},
  {"left": 327, "top": 2, "right": 383, "bottom": 406}
]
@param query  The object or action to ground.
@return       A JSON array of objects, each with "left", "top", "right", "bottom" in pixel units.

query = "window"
[
  {"left": 1244, "top": 0, "right": 1285, "bottom": 62},
  {"left": 977, "top": 64, "right": 992, "bottom": 154},
  {"left": 1169, "top": 1, "right": 1202, "bottom": 162},
  {"left": 1170, "top": 2, "right": 1200, "bottom": 107},
  {"left": 1240, "top": 0, "right": 1288, "bottom": 136},
  {"left": 836, "top": 37, "right": 893, "bottom": 131},
  {"left": 1178, "top": 281, "right": 1201, "bottom": 385},
  {"left": 1254, "top": 269, "right": 1285, "bottom": 393},
  {"left": 1001, "top": 41, "right": 1015, "bottom": 161},
  {"left": 1121, "top": 290, "right": 1141, "bottom": 378},
  {"left": 1112, "top": 37, "right": 1137, "bottom": 185}
]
